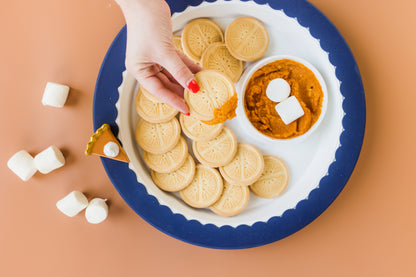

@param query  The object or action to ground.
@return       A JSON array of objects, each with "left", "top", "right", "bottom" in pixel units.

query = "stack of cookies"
[{"left": 175, "top": 16, "right": 270, "bottom": 83}]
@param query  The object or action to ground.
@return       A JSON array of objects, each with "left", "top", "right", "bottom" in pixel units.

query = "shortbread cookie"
[
  {"left": 135, "top": 118, "right": 180, "bottom": 154},
  {"left": 135, "top": 87, "right": 178, "bottom": 123},
  {"left": 173, "top": 35, "right": 185, "bottom": 55},
  {"left": 143, "top": 137, "right": 188, "bottom": 173},
  {"left": 250, "top": 155, "right": 289, "bottom": 198},
  {"left": 184, "top": 70, "right": 235, "bottom": 121},
  {"left": 225, "top": 17, "right": 269, "bottom": 61},
  {"left": 193, "top": 127, "right": 237, "bottom": 167},
  {"left": 181, "top": 18, "right": 224, "bottom": 62},
  {"left": 179, "top": 113, "right": 223, "bottom": 141},
  {"left": 151, "top": 155, "right": 196, "bottom": 192},
  {"left": 200, "top": 42, "right": 244, "bottom": 83},
  {"left": 219, "top": 143, "right": 264, "bottom": 186},
  {"left": 179, "top": 164, "right": 223, "bottom": 208},
  {"left": 139, "top": 86, "right": 162, "bottom": 103},
  {"left": 210, "top": 181, "right": 250, "bottom": 217}
]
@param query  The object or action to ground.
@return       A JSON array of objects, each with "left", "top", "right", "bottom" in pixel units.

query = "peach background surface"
[{"left": 1, "top": 0, "right": 415, "bottom": 276}]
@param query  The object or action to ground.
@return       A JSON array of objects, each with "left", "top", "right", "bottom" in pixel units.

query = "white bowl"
[{"left": 236, "top": 55, "right": 328, "bottom": 144}]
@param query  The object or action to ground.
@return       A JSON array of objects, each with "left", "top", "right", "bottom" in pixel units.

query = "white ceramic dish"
[
  {"left": 236, "top": 55, "right": 329, "bottom": 144},
  {"left": 115, "top": 0, "right": 344, "bottom": 227}
]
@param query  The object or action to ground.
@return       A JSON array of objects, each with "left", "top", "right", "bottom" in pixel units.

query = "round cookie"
[
  {"left": 143, "top": 137, "right": 188, "bottom": 173},
  {"left": 179, "top": 113, "right": 223, "bottom": 141},
  {"left": 219, "top": 143, "right": 264, "bottom": 186},
  {"left": 135, "top": 118, "right": 181, "bottom": 154},
  {"left": 135, "top": 87, "right": 178, "bottom": 123},
  {"left": 181, "top": 18, "right": 224, "bottom": 62},
  {"left": 200, "top": 42, "right": 244, "bottom": 83},
  {"left": 151, "top": 155, "right": 196, "bottom": 192},
  {"left": 210, "top": 181, "right": 250, "bottom": 217},
  {"left": 250, "top": 155, "right": 289, "bottom": 198},
  {"left": 225, "top": 17, "right": 269, "bottom": 61},
  {"left": 184, "top": 70, "right": 235, "bottom": 121},
  {"left": 179, "top": 164, "right": 223, "bottom": 208},
  {"left": 193, "top": 127, "right": 237, "bottom": 168},
  {"left": 173, "top": 35, "right": 185, "bottom": 55},
  {"left": 139, "top": 86, "right": 162, "bottom": 103}
]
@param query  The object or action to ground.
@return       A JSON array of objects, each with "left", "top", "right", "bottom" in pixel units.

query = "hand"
[{"left": 116, "top": 0, "right": 201, "bottom": 114}]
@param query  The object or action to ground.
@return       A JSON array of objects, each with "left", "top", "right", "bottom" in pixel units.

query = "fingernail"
[
  {"left": 181, "top": 111, "right": 190, "bottom": 116},
  {"left": 187, "top": 79, "right": 200, "bottom": 93}
]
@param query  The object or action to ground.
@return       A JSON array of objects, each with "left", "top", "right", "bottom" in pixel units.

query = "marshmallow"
[
  {"left": 275, "top": 96, "right": 305, "bottom": 125},
  {"left": 266, "top": 78, "right": 291, "bottom": 102},
  {"left": 42, "top": 82, "right": 70, "bottom": 108},
  {"left": 56, "top": 191, "right": 88, "bottom": 217},
  {"left": 34, "top": 145, "right": 65, "bottom": 174},
  {"left": 7, "top": 150, "right": 37, "bottom": 181},
  {"left": 103, "top": 142, "right": 119, "bottom": 158},
  {"left": 85, "top": 198, "right": 108, "bottom": 224}
]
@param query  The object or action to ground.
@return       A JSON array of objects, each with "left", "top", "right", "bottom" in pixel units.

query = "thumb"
[{"left": 160, "top": 50, "right": 200, "bottom": 93}]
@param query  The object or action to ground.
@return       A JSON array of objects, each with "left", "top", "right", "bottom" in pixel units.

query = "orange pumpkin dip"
[
  {"left": 244, "top": 59, "right": 324, "bottom": 139},
  {"left": 203, "top": 92, "right": 238, "bottom": 125}
]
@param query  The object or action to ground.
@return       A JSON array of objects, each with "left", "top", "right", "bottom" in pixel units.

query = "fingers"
[
  {"left": 159, "top": 66, "right": 181, "bottom": 87},
  {"left": 159, "top": 50, "right": 200, "bottom": 93},
  {"left": 177, "top": 51, "right": 203, "bottom": 74},
  {"left": 157, "top": 71, "right": 184, "bottom": 98},
  {"left": 137, "top": 74, "right": 189, "bottom": 115}
]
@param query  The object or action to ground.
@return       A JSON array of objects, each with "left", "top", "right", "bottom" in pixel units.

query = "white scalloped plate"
[{"left": 115, "top": 0, "right": 343, "bottom": 227}]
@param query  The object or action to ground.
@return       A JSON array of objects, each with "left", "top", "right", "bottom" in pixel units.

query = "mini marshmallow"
[
  {"left": 56, "top": 191, "right": 88, "bottom": 217},
  {"left": 42, "top": 82, "right": 70, "bottom": 108},
  {"left": 103, "top": 142, "right": 119, "bottom": 158},
  {"left": 275, "top": 96, "right": 305, "bottom": 125},
  {"left": 266, "top": 78, "right": 291, "bottom": 103},
  {"left": 34, "top": 145, "right": 65, "bottom": 174},
  {"left": 85, "top": 198, "right": 108, "bottom": 224},
  {"left": 7, "top": 150, "right": 37, "bottom": 181}
]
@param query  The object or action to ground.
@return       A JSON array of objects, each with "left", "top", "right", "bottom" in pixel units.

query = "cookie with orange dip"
[{"left": 184, "top": 70, "right": 237, "bottom": 124}]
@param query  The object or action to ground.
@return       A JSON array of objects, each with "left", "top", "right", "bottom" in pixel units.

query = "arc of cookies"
[{"left": 132, "top": 17, "right": 288, "bottom": 218}]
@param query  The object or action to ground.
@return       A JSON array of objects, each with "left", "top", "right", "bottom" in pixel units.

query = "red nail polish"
[
  {"left": 181, "top": 112, "right": 190, "bottom": 116},
  {"left": 187, "top": 79, "right": 200, "bottom": 93}
]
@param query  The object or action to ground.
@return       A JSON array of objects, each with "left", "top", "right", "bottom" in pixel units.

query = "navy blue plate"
[{"left": 93, "top": 0, "right": 365, "bottom": 249}]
